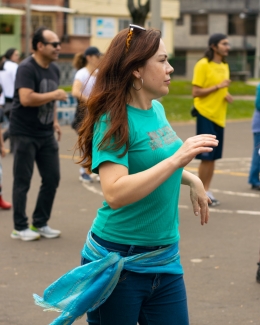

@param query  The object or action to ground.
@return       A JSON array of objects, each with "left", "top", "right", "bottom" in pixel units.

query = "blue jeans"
[
  {"left": 249, "top": 132, "right": 260, "bottom": 186},
  {"left": 81, "top": 233, "right": 189, "bottom": 325}
]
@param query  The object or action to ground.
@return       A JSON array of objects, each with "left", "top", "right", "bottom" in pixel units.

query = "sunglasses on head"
[
  {"left": 43, "top": 41, "right": 61, "bottom": 48},
  {"left": 126, "top": 24, "right": 146, "bottom": 52}
]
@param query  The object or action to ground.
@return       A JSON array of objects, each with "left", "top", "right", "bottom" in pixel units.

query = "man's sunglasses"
[
  {"left": 126, "top": 24, "right": 146, "bottom": 52},
  {"left": 43, "top": 41, "right": 61, "bottom": 48}
]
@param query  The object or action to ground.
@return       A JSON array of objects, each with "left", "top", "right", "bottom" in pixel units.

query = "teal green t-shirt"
[{"left": 91, "top": 100, "right": 184, "bottom": 246}]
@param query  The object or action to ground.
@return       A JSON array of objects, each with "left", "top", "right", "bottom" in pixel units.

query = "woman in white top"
[
  {"left": 71, "top": 46, "right": 102, "bottom": 183},
  {"left": 0, "top": 48, "right": 20, "bottom": 146}
]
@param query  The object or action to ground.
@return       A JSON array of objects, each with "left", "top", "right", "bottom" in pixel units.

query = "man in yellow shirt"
[{"left": 192, "top": 33, "right": 233, "bottom": 206}]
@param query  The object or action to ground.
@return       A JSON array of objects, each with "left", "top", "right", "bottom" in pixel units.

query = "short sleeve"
[
  {"left": 15, "top": 64, "right": 36, "bottom": 91},
  {"left": 74, "top": 68, "right": 88, "bottom": 84},
  {"left": 92, "top": 116, "right": 129, "bottom": 174},
  {"left": 192, "top": 60, "right": 207, "bottom": 87}
]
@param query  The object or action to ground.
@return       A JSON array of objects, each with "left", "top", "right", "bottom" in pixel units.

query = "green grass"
[
  {"left": 169, "top": 80, "right": 256, "bottom": 96},
  {"left": 162, "top": 97, "right": 255, "bottom": 122},
  {"left": 60, "top": 80, "right": 256, "bottom": 122},
  {"left": 59, "top": 85, "right": 72, "bottom": 92}
]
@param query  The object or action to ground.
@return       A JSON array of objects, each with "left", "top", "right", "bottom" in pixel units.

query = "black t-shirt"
[{"left": 10, "top": 56, "right": 60, "bottom": 137}]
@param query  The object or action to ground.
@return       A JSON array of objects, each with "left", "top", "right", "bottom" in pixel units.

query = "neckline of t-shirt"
[
  {"left": 126, "top": 103, "right": 155, "bottom": 116},
  {"left": 30, "top": 56, "right": 52, "bottom": 70}
]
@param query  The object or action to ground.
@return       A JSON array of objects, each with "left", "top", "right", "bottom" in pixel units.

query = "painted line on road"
[
  {"left": 179, "top": 205, "right": 260, "bottom": 216},
  {"left": 211, "top": 188, "right": 260, "bottom": 198},
  {"left": 189, "top": 157, "right": 251, "bottom": 162},
  {"left": 185, "top": 166, "right": 248, "bottom": 177}
]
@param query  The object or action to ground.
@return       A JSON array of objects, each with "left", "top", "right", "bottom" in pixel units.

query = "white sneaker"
[
  {"left": 31, "top": 225, "right": 61, "bottom": 239},
  {"left": 90, "top": 173, "right": 100, "bottom": 182},
  {"left": 11, "top": 228, "right": 41, "bottom": 241}
]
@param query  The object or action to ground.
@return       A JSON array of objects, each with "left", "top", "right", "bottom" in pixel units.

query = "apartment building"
[{"left": 174, "top": 0, "right": 260, "bottom": 79}]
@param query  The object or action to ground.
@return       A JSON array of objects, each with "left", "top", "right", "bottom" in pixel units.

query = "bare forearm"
[
  {"left": 181, "top": 169, "right": 200, "bottom": 186},
  {"left": 102, "top": 158, "right": 179, "bottom": 209},
  {"left": 21, "top": 91, "right": 56, "bottom": 107},
  {"left": 192, "top": 85, "right": 219, "bottom": 98}
]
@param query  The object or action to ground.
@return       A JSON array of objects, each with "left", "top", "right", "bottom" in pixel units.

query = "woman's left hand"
[{"left": 189, "top": 177, "right": 211, "bottom": 225}]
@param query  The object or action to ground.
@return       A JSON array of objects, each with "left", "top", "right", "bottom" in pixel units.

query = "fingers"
[{"left": 199, "top": 200, "right": 209, "bottom": 225}]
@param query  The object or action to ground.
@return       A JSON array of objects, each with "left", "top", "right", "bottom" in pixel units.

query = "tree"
[{"left": 127, "top": 0, "right": 150, "bottom": 26}]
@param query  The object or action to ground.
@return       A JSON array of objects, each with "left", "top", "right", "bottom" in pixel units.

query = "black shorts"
[{"left": 196, "top": 112, "right": 224, "bottom": 160}]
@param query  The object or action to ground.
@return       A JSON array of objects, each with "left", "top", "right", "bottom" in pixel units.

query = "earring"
[{"left": 133, "top": 78, "right": 143, "bottom": 91}]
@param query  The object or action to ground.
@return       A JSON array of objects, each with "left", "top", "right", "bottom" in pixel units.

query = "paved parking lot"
[{"left": 0, "top": 120, "right": 259, "bottom": 325}]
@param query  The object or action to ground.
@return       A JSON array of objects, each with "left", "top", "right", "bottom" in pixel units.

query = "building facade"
[
  {"left": 174, "top": 0, "right": 260, "bottom": 79},
  {"left": 68, "top": 0, "right": 179, "bottom": 56},
  {"left": 1, "top": 0, "right": 180, "bottom": 85}
]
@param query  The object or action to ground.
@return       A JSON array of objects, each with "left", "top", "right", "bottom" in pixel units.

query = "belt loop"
[{"left": 127, "top": 245, "right": 135, "bottom": 256}]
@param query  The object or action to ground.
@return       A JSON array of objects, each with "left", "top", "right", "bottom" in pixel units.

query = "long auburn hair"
[{"left": 77, "top": 27, "right": 161, "bottom": 171}]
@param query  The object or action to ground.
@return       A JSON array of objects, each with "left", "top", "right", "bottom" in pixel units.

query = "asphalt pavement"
[{"left": 0, "top": 120, "right": 259, "bottom": 325}]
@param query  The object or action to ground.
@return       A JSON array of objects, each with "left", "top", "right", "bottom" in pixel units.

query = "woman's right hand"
[{"left": 172, "top": 134, "right": 218, "bottom": 168}]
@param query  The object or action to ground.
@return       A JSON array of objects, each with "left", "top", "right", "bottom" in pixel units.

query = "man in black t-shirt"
[{"left": 10, "top": 27, "right": 67, "bottom": 241}]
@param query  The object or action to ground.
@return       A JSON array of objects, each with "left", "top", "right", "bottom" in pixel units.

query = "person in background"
[
  {"left": 248, "top": 83, "right": 260, "bottom": 190},
  {"left": 192, "top": 33, "right": 233, "bottom": 206},
  {"left": 0, "top": 78, "right": 11, "bottom": 209},
  {"left": 34, "top": 25, "right": 218, "bottom": 325},
  {"left": 256, "top": 249, "right": 260, "bottom": 283},
  {"left": 0, "top": 48, "right": 20, "bottom": 150},
  {"left": 71, "top": 46, "right": 102, "bottom": 183},
  {"left": 9, "top": 27, "right": 67, "bottom": 241}
]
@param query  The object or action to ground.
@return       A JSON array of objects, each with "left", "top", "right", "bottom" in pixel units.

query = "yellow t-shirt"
[{"left": 192, "top": 58, "right": 230, "bottom": 127}]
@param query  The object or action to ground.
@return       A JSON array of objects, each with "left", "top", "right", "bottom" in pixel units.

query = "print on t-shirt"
[
  {"left": 148, "top": 126, "right": 180, "bottom": 150},
  {"left": 38, "top": 78, "right": 57, "bottom": 125}
]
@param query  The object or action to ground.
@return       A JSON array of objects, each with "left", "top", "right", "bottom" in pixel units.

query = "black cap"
[
  {"left": 208, "top": 33, "right": 227, "bottom": 46},
  {"left": 84, "top": 46, "right": 101, "bottom": 56}
]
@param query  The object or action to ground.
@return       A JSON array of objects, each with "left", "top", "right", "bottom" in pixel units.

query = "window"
[
  {"left": 31, "top": 14, "right": 53, "bottom": 32},
  {"left": 228, "top": 14, "right": 256, "bottom": 36},
  {"left": 73, "top": 17, "right": 91, "bottom": 36},
  {"left": 118, "top": 18, "right": 131, "bottom": 31},
  {"left": 190, "top": 14, "right": 208, "bottom": 35}
]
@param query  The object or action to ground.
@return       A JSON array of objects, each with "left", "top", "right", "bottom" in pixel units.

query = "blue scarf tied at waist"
[{"left": 33, "top": 231, "right": 183, "bottom": 325}]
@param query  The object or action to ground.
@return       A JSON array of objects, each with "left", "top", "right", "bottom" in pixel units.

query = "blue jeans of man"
[
  {"left": 248, "top": 132, "right": 260, "bottom": 186},
  {"left": 12, "top": 135, "right": 60, "bottom": 230},
  {"left": 81, "top": 233, "right": 189, "bottom": 325}
]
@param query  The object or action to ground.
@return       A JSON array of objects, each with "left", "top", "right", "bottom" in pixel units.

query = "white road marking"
[
  {"left": 211, "top": 189, "right": 260, "bottom": 198},
  {"left": 236, "top": 210, "right": 260, "bottom": 215}
]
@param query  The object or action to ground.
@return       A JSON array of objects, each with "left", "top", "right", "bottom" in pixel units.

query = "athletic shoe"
[
  {"left": 257, "top": 263, "right": 260, "bottom": 283},
  {"left": 251, "top": 185, "right": 260, "bottom": 191},
  {"left": 90, "top": 173, "right": 100, "bottom": 182},
  {"left": 0, "top": 196, "right": 12, "bottom": 209},
  {"left": 30, "top": 225, "right": 61, "bottom": 239},
  {"left": 208, "top": 199, "right": 220, "bottom": 207},
  {"left": 11, "top": 228, "right": 40, "bottom": 241},
  {"left": 79, "top": 173, "right": 94, "bottom": 183},
  {"left": 207, "top": 191, "right": 220, "bottom": 207}
]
